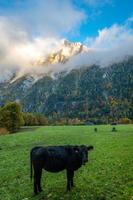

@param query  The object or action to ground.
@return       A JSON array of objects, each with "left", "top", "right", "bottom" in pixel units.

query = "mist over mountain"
[
  {"left": 0, "top": 15, "right": 133, "bottom": 83},
  {"left": 1, "top": 33, "right": 133, "bottom": 84},
  {"left": 0, "top": 56, "right": 133, "bottom": 123}
]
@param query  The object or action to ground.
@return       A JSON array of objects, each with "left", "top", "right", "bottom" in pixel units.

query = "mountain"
[
  {"left": 33, "top": 40, "right": 88, "bottom": 66},
  {"left": 0, "top": 56, "right": 133, "bottom": 123},
  {"left": 1, "top": 39, "right": 88, "bottom": 84}
]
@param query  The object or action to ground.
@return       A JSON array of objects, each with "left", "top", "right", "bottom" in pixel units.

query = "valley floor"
[{"left": 0, "top": 125, "right": 133, "bottom": 200}]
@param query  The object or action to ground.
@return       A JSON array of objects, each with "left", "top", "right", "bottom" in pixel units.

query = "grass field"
[{"left": 0, "top": 125, "right": 133, "bottom": 200}]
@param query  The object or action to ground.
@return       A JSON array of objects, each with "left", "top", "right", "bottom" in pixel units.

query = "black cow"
[{"left": 30, "top": 145, "right": 94, "bottom": 195}]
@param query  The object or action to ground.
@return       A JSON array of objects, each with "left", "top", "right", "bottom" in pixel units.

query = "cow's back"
[
  {"left": 43, "top": 146, "right": 68, "bottom": 172},
  {"left": 31, "top": 145, "right": 82, "bottom": 173}
]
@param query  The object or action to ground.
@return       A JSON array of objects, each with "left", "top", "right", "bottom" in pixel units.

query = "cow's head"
[
  {"left": 79, "top": 145, "right": 94, "bottom": 165},
  {"left": 72, "top": 145, "right": 94, "bottom": 165}
]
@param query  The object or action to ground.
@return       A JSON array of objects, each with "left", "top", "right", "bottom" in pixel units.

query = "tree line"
[
  {"left": 0, "top": 102, "right": 48, "bottom": 134},
  {"left": 0, "top": 101, "right": 132, "bottom": 135}
]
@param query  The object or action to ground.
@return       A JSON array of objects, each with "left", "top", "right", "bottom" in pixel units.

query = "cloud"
[
  {"left": 0, "top": 0, "right": 86, "bottom": 37},
  {"left": 85, "top": 23, "right": 133, "bottom": 50},
  {"left": 0, "top": 0, "right": 86, "bottom": 82},
  {"left": 83, "top": 0, "right": 113, "bottom": 7},
  {"left": 51, "top": 22, "right": 133, "bottom": 73},
  {"left": 127, "top": 16, "right": 133, "bottom": 22},
  {"left": 0, "top": 1, "right": 132, "bottom": 82},
  {"left": 38, "top": 22, "right": 133, "bottom": 76},
  {"left": 0, "top": 16, "right": 65, "bottom": 81},
  {"left": 0, "top": 19, "right": 133, "bottom": 82}
]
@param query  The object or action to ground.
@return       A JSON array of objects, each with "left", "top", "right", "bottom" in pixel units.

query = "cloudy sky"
[{"left": 0, "top": 0, "right": 133, "bottom": 81}]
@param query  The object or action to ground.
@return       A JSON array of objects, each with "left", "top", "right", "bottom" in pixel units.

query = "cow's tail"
[{"left": 30, "top": 150, "right": 33, "bottom": 181}]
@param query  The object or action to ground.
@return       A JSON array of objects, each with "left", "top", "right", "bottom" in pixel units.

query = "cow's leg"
[
  {"left": 66, "top": 170, "right": 74, "bottom": 191},
  {"left": 33, "top": 165, "right": 42, "bottom": 195},
  {"left": 33, "top": 169, "right": 38, "bottom": 195},
  {"left": 66, "top": 170, "right": 71, "bottom": 191},
  {"left": 70, "top": 171, "right": 74, "bottom": 187},
  {"left": 37, "top": 168, "right": 43, "bottom": 192}
]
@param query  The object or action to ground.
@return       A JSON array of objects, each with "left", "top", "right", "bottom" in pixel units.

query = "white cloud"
[
  {"left": 0, "top": 1, "right": 132, "bottom": 82},
  {"left": 0, "top": 20, "right": 133, "bottom": 82},
  {"left": 85, "top": 24, "right": 133, "bottom": 50},
  {"left": 52, "top": 22, "right": 133, "bottom": 73},
  {"left": 0, "top": 0, "right": 86, "bottom": 82},
  {"left": 72, "top": 23, "right": 133, "bottom": 67},
  {"left": 40, "top": 22, "right": 133, "bottom": 75},
  {"left": 1, "top": 0, "right": 86, "bottom": 37},
  {"left": 0, "top": 17, "right": 65, "bottom": 81}
]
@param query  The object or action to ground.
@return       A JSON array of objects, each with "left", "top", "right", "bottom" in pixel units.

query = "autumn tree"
[{"left": 0, "top": 102, "right": 24, "bottom": 133}]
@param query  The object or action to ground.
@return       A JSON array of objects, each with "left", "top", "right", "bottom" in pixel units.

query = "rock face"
[
  {"left": 0, "top": 57, "right": 133, "bottom": 122},
  {"left": 0, "top": 40, "right": 88, "bottom": 84},
  {"left": 34, "top": 40, "right": 88, "bottom": 66}
]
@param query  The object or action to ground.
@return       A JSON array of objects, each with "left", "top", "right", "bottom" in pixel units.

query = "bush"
[
  {"left": 67, "top": 118, "right": 82, "bottom": 125},
  {"left": 0, "top": 102, "right": 24, "bottom": 133},
  {"left": 118, "top": 117, "right": 132, "bottom": 124},
  {"left": 23, "top": 113, "right": 48, "bottom": 126},
  {"left": 0, "top": 127, "right": 9, "bottom": 135}
]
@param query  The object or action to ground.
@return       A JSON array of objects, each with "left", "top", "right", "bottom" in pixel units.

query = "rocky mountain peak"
[{"left": 34, "top": 40, "right": 88, "bottom": 66}]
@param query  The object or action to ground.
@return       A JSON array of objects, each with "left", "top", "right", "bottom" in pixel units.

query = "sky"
[
  {"left": 0, "top": 0, "right": 132, "bottom": 41},
  {"left": 72, "top": 0, "right": 133, "bottom": 42},
  {"left": 0, "top": 0, "right": 133, "bottom": 81}
]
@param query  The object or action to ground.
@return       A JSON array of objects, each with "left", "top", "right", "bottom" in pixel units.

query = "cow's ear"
[
  {"left": 87, "top": 145, "right": 94, "bottom": 151},
  {"left": 73, "top": 146, "right": 80, "bottom": 153}
]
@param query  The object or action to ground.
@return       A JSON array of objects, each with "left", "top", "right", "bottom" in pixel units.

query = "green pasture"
[{"left": 0, "top": 125, "right": 133, "bottom": 200}]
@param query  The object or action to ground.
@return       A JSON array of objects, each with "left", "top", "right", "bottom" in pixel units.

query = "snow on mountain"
[
  {"left": 33, "top": 39, "right": 88, "bottom": 66},
  {"left": 0, "top": 40, "right": 88, "bottom": 84}
]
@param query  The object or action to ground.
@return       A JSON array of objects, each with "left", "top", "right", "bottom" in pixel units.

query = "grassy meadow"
[{"left": 0, "top": 125, "right": 133, "bottom": 200}]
